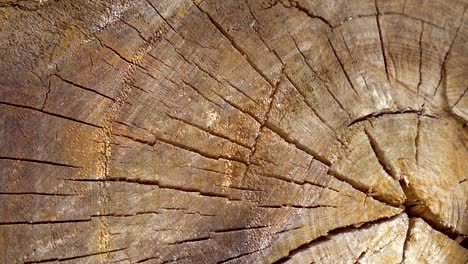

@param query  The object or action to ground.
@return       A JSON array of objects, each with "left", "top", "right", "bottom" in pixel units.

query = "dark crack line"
[
  {"left": 216, "top": 246, "right": 269, "bottom": 264},
  {"left": 41, "top": 79, "right": 51, "bottom": 110},
  {"left": 348, "top": 109, "right": 436, "bottom": 127},
  {"left": 167, "top": 114, "right": 251, "bottom": 149},
  {"left": 400, "top": 218, "right": 415, "bottom": 263},
  {"left": 326, "top": 168, "right": 399, "bottom": 207},
  {"left": 53, "top": 74, "right": 116, "bottom": 102},
  {"left": 254, "top": 170, "right": 339, "bottom": 193},
  {"left": 271, "top": 214, "right": 403, "bottom": 263},
  {"left": 185, "top": 165, "right": 234, "bottom": 177},
  {"left": 117, "top": 16, "right": 148, "bottom": 42},
  {"left": 24, "top": 248, "right": 127, "bottom": 263},
  {"left": 0, "top": 219, "right": 91, "bottom": 226},
  {"left": 0, "top": 156, "right": 80, "bottom": 168},
  {"left": 354, "top": 250, "right": 367, "bottom": 264},
  {"left": 143, "top": 0, "right": 178, "bottom": 33},
  {"left": 213, "top": 225, "right": 269, "bottom": 234},
  {"left": 289, "top": 35, "right": 351, "bottom": 119},
  {"left": 94, "top": 36, "right": 136, "bottom": 66},
  {"left": 145, "top": 0, "right": 221, "bottom": 50},
  {"left": 64, "top": 178, "right": 240, "bottom": 202},
  {"left": 415, "top": 114, "right": 421, "bottom": 166},
  {"left": 375, "top": 0, "right": 390, "bottom": 82},
  {"left": 416, "top": 22, "right": 424, "bottom": 99},
  {"left": 450, "top": 87, "right": 468, "bottom": 110},
  {"left": 160, "top": 36, "right": 262, "bottom": 123},
  {"left": 112, "top": 132, "right": 249, "bottom": 166},
  {"left": 280, "top": 0, "right": 333, "bottom": 29},
  {"left": 167, "top": 236, "right": 212, "bottom": 245},
  {"left": 92, "top": 212, "right": 161, "bottom": 218},
  {"left": 0, "top": 101, "right": 102, "bottom": 128},
  {"left": 140, "top": 61, "right": 226, "bottom": 109},
  {"left": 0, "top": 192, "right": 76, "bottom": 197},
  {"left": 327, "top": 37, "right": 360, "bottom": 96},
  {"left": 433, "top": 9, "right": 465, "bottom": 97},
  {"left": 192, "top": 0, "right": 274, "bottom": 87},
  {"left": 224, "top": 79, "right": 260, "bottom": 105},
  {"left": 264, "top": 122, "right": 331, "bottom": 166},
  {"left": 238, "top": 67, "right": 285, "bottom": 185},
  {"left": 364, "top": 129, "right": 398, "bottom": 181},
  {"left": 284, "top": 73, "right": 349, "bottom": 148},
  {"left": 244, "top": 0, "right": 284, "bottom": 66},
  {"left": 258, "top": 204, "right": 337, "bottom": 210}
]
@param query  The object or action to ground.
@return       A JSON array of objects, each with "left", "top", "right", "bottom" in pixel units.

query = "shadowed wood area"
[{"left": 0, "top": 0, "right": 467, "bottom": 263}]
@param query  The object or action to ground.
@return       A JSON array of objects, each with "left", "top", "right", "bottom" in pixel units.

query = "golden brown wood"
[{"left": 0, "top": 0, "right": 467, "bottom": 263}]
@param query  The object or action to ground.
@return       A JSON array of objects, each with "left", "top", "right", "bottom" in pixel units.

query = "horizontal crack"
[
  {"left": 0, "top": 156, "right": 80, "bottom": 168},
  {"left": 63, "top": 178, "right": 240, "bottom": 202},
  {"left": 348, "top": 109, "right": 436, "bottom": 127},
  {"left": 24, "top": 248, "right": 127, "bottom": 263},
  {"left": 0, "top": 101, "right": 101, "bottom": 128}
]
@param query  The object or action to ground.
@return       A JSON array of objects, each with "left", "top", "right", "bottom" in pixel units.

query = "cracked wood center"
[{"left": 0, "top": 0, "right": 467, "bottom": 263}]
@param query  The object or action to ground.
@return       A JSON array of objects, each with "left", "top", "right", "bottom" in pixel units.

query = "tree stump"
[{"left": 0, "top": 0, "right": 467, "bottom": 263}]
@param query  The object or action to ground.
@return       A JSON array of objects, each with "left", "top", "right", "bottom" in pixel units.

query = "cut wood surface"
[{"left": 0, "top": 0, "right": 467, "bottom": 263}]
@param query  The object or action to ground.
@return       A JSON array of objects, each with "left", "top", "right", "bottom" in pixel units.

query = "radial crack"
[
  {"left": 375, "top": 0, "right": 390, "bottom": 82},
  {"left": 416, "top": 22, "right": 424, "bottom": 98},
  {"left": 433, "top": 11, "right": 465, "bottom": 96},
  {"left": 364, "top": 129, "right": 398, "bottom": 181},
  {"left": 166, "top": 113, "right": 251, "bottom": 149},
  {"left": 53, "top": 74, "right": 116, "bottom": 101},
  {"left": 327, "top": 37, "right": 360, "bottom": 96},
  {"left": 271, "top": 214, "right": 403, "bottom": 263},
  {"left": 450, "top": 87, "right": 468, "bottom": 110},
  {"left": 280, "top": 0, "right": 333, "bottom": 28},
  {"left": 0, "top": 101, "right": 102, "bottom": 128},
  {"left": 192, "top": 0, "right": 274, "bottom": 86},
  {"left": 24, "top": 248, "right": 127, "bottom": 264},
  {"left": 0, "top": 156, "right": 80, "bottom": 168}
]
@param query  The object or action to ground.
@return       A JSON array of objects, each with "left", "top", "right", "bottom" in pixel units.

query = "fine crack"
[
  {"left": 348, "top": 109, "right": 436, "bottom": 127},
  {"left": 112, "top": 132, "right": 249, "bottom": 166},
  {"left": 64, "top": 178, "right": 240, "bottom": 202},
  {"left": 450, "top": 87, "right": 468, "bottom": 110},
  {"left": 375, "top": 0, "right": 390, "bottom": 82},
  {"left": 0, "top": 156, "right": 80, "bottom": 168},
  {"left": 327, "top": 37, "right": 360, "bottom": 96},
  {"left": 400, "top": 217, "right": 415, "bottom": 263},
  {"left": 288, "top": 36, "right": 351, "bottom": 119},
  {"left": 53, "top": 74, "right": 117, "bottom": 101},
  {"left": 433, "top": 11, "right": 465, "bottom": 96},
  {"left": 192, "top": 0, "right": 274, "bottom": 86},
  {"left": 0, "top": 192, "right": 76, "bottom": 197},
  {"left": 364, "top": 129, "right": 398, "bottom": 181},
  {"left": 23, "top": 248, "right": 127, "bottom": 264},
  {"left": 238, "top": 66, "right": 286, "bottom": 184},
  {"left": 416, "top": 22, "right": 424, "bottom": 99},
  {"left": 165, "top": 114, "right": 252, "bottom": 149},
  {"left": 271, "top": 214, "right": 403, "bottom": 263},
  {"left": 280, "top": 0, "right": 333, "bottom": 28},
  {"left": 0, "top": 101, "right": 101, "bottom": 129}
]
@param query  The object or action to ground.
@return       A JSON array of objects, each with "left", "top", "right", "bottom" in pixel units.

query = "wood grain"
[{"left": 0, "top": 0, "right": 467, "bottom": 263}]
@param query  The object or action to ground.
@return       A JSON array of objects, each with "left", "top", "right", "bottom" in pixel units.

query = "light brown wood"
[{"left": 0, "top": 0, "right": 467, "bottom": 263}]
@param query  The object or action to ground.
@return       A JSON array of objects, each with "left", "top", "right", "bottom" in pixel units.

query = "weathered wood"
[{"left": 0, "top": 0, "right": 467, "bottom": 263}]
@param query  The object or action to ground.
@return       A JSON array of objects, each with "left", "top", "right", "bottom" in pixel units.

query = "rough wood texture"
[{"left": 0, "top": 0, "right": 467, "bottom": 263}]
